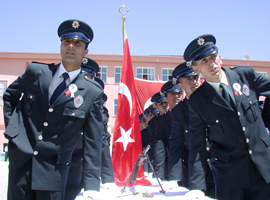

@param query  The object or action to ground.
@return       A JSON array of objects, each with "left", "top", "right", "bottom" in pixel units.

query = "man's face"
[
  {"left": 154, "top": 102, "right": 168, "bottom": 115},
  {"left": 178, "top": 75, "right": 201, "bottom": 98},
  {"left": 61, "top": 38, "right": 88, "bottom": 71},
  {"left": 140, "top": 119, "right": 148, "bottom": 131},
  {"left": 146, "top": 114, "right": 155, "bottom": 122},
  {"left": 164, "top": 91, "right": 182, "bottom": 109},
  {"left": 193, "top": 52, "right": 222, "bottom": 83}
]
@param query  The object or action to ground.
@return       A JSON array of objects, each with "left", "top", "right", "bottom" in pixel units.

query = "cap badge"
[
  {"left": 82, "top": 57, "right": 88, "bottom": 64},
  {"left": 72, "top": 21, "right": 80, "bottom": 29},
  {"left": 172, "top": 78, "right": 177, "bottom": 85},
  {"left": 242, "top": 84, "right": 250, "bottom": 96},
  {"left": 186, "top": 61, "right": 192, "bottom": 68},
  {"left": 197, "top": 38, "right": 205, "bottom": 46},
  {"left": 74, "top": 95, "right": 84, "bottom": 108},
  {"left": 160, "top": 91, "right": 163, "bottom": 95}
]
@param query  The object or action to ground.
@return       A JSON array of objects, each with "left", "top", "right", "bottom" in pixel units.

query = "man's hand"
[
  {"left": 83, "top": 190, "right": 100, "bottom": 200},
  {"left": 183, "top": 190, "right": 205, "bottom": 200}
]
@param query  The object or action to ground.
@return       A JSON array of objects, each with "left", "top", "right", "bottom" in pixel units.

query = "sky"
[{"left": 1, "top": 0, "right": 270, "bottom": 61}]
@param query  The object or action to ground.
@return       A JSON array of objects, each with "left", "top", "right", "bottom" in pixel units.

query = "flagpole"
[{"left": 119, "top": 5, "right": 130, "bottom": 49}]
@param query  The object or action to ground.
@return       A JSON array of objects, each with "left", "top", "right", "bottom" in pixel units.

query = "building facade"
[{"left": 0, "top": 52, "right": 269, "bottom": 154}]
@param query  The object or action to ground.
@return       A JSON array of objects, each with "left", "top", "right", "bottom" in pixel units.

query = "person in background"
[
  {"left": 184, "top": 34, "right": 270, "bottom": 200},
  {"left": 3, "top": 19, "right": 103, "bottom": 200},
  {"left": 168, "top": 62, "right": 215, "bottom": 198},
  {"left": 154, "top": 81, "right": 182, "bottom": 182}
]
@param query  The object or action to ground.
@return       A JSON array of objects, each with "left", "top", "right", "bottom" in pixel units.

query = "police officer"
[
  {"left": 154, "top": 81, "right": 182, "bottom": 181},
  {"left": 3, "top": 19, "right": 103, "bottom": 200},
  {"left": 168, "top": 62, "right": 215, "bottom": 197},
  {"left": 146, "top": 92, "right": 168, "bottom": 176},
  {"left": 184, "top": 34, "right": 270, "bottom": 200}
]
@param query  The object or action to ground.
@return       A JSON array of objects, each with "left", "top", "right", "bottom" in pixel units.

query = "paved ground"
[{"left": 0, "top": 161, "right": 8, "bottom": 200}]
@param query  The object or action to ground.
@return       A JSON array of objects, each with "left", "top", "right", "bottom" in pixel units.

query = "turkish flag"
[{"left": 111, "top": 38, "right": 151, "bottom": 186}]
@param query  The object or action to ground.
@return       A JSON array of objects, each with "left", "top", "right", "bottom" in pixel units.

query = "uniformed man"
[
  {"left": 144, "top": 104, "right": 159, "bottom": 123},
  {"left": 146, "top": 92, "right": 168, "bottom": 176},
  {"left": 184, "top": 34, "right": 270, "bottom": 200},
  {"left": 3, "top": 19, "right": 103, "bottom": 200},
  {"left": 154, "top": 81, "right": 182, "bottom": 181},
  {"left": 168, "top": 62, "right": 215, "bottom": 197}
]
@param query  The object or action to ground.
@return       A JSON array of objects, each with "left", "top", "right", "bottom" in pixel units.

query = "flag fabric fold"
[{"left": 112, "top": 38, "right": 151, "bottom": 186}]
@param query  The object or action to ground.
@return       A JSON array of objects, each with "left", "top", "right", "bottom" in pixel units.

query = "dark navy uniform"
[{"left": 184, "top": 34, "right": 270, "bottom": 200}]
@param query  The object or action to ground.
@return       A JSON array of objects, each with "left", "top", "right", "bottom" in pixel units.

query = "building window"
[
  {"left": 257, "top": 71, "right": 267, "bottom": 77},
  {"left": 99, "top": 66, "right": 107, "bottom": 83},
  {"left": 114, "top": 99, "right": 118, "bottom": 116},
  {"left": 162, "top": 68, "right": 174, "bottom": 81},
  {"left": 115, "top": 66, "right": 122, "bottom": 83},
  {"left": 136, "top": 68, "right": 154, "bottom": 80}
]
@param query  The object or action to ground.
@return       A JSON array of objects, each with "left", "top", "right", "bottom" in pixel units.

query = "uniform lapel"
[
  {"left": 52, "top": 73, "right": 85, "bottom": 106},
  {"left": 223, "top": 67, "right": 244, "bottom": 110},
  {"left": 203, "top": 81, "right": 233, "bottom": 111},
  {"left": 39, "top": 64, "right": 58, "bottom": 105}
]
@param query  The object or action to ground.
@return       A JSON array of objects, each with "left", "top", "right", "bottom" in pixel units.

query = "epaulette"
[{"left": 84, "top": 76, "right": 103, "bottom": 90}]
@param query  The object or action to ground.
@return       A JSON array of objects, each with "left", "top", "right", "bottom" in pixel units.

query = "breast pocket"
[
  {"left": 58, "top": 107, "right": 86, "bottom": 131},
  {"left": 24, "top": 90, "right": 41, "bottom": 116},
  {"left": 241, "top": 95, "right": 259, "bottom": 123}
]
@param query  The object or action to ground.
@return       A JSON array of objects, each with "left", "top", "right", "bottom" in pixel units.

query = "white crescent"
[{"left": 118, "top": 82, "right": 132, "bottom": 116}]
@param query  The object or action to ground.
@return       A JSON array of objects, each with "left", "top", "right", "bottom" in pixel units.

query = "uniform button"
[
  {"left": 207, "top": 158, "right": 210, "bottom": 162},
  {"left": 33, "top": 151, "right": 38, "bottom": 156},
  {"left": 185, "top": 130, "right": 188, "bottom": 133},
  {"left": 249, "top": 101, "right": 252, "bottom": 105},
  {"left": 169, "top": 137, "right": 171, "bottom": 139},
  {"left": 30, "top": 95, "right": 33, "bottom": 99},
  {"left": 216, "top": 120, "right": 219, "bottom": 123},
  {"left": 206, "top": 138, "right": 208, "bottom": 142},
  {"left": 48, "top": 108, "right": 53, "bottom": 112},
  {"left": 182, "top": 159, "right": 185, "bottom": 162},
  {"left": 38, "top": 135, "right": 43, "bottom": 141},
  {"left": 81, "top": 158, "right": 84, "bottom": 161},
  {"left": 65, "top": 162, "right": 69, "bottom": 165},
  {"left": 206, "top": 147, "right": 210, "bottom": 151},
  {"left": 71, "top": 113, "right": 75, "bottom": 116},
  {"left": 43, "top": 122, "right": 48, "bottom": 127},
  {"left": 246, "top": 138, "right": 250, "bottom": 143},
  {"left": 249, "top": 150, "right": 252, "bottom": 155},
  {"left": 237, "top": 112, "right": 241, "bottom": 116},
  {"left": 215, "top": 158, "right": 218, "bottom": 161},
  {"left": 81, "top": 132, "right": 83, "bottom": 135},
  {"left": 242, "top": 127, "right": 246, "bottom": 132}
]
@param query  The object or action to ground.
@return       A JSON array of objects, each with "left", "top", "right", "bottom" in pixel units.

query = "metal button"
[
  {"left": 207, "top": 158, "right": 210, "bottom": 162},
  {"left": 185, "top": 130, "right": 188, "bottom": 133},
  {"left": 249, "top": 150, "right": 252, "bottom": 155},
  {"left": 246, "top": 138, "right": 250, "bottom": 143},
  {"left": 65, "top": 162, "right": 69, "bottom": 165},
  {"left": 242, "top": 127, "right": 246, "bottom": 132},
  {"left": 33, "top": 151, "right": 38, "bottom": 156},
  {"left": 250, "top": 101, "right": 252, "bottom": 105},
  {"left": 206, "top": 147, "right": 210, "bottom": 151},
  {"left": 38, "top": 135, "right": 43, "bottom": 141},
  {"left": 237, "top": 112, "right": 241, "bottom": 116},
  {"left": 43, "top": 122, "right": 48, "bottom": 127},
  {"left": 169, "top": 137, "right": 171, "bottom": 139},
  {"left": 81, "top": 132, "right": 83, "bottom": 135},
  {"left": 216, "top": 120, "right": 219, "bottom": 123},
  {"left": 206, "top": 138, "right": 208, "bottom": 142},
  {"left": 30, "top": 95, "right": 33, "bottom": 99},
  {"left": 48, "top": 108, "right": 53, "bottom": 112},
  {"left": 215, "top": 158, "right": 218, "bottom": 161},
  {"left": 71, "top": 113, "right": 75, "bottom": 116}
]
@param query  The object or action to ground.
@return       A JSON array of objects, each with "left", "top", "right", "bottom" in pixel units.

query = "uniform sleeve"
[
  {"left": 3, "top": 68, "right": 28, "bottom": 127},
  {"left": 188, "top": 101, "right": 208, "bottom": 190},
  {"left": 168, "top": 110, "right": 184, "bottom": 181},
  {"left": 83, "top": 90, "right": 104, "bottom": 191}
]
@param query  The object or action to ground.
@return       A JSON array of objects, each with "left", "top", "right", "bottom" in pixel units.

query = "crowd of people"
[
  {"left": 2, "top": 17, "right": 270, "bottom": 200},
  {"left": 140, "top": 34, "right": 270, "bottom": 200}
]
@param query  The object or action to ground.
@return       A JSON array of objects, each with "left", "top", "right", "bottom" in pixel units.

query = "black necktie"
[
  {"left": 220, "top": 83, "right": 236, "bottom": 110},
  {"left": 50, "top": 72, "right": 69, "bottom": 105}
]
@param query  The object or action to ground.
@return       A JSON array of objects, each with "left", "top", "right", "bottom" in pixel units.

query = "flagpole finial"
[{"left": 119, "top": 5, "right": 130, "bottom": 21}]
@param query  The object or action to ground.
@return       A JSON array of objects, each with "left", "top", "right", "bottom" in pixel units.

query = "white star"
[{"left": 115, "top": 126, "right": 135, "bottom": 151}]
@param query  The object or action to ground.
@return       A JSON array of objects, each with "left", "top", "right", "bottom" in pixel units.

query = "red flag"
[{"left": 112, "top": 38, "right": 151, "bottom": 186}]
